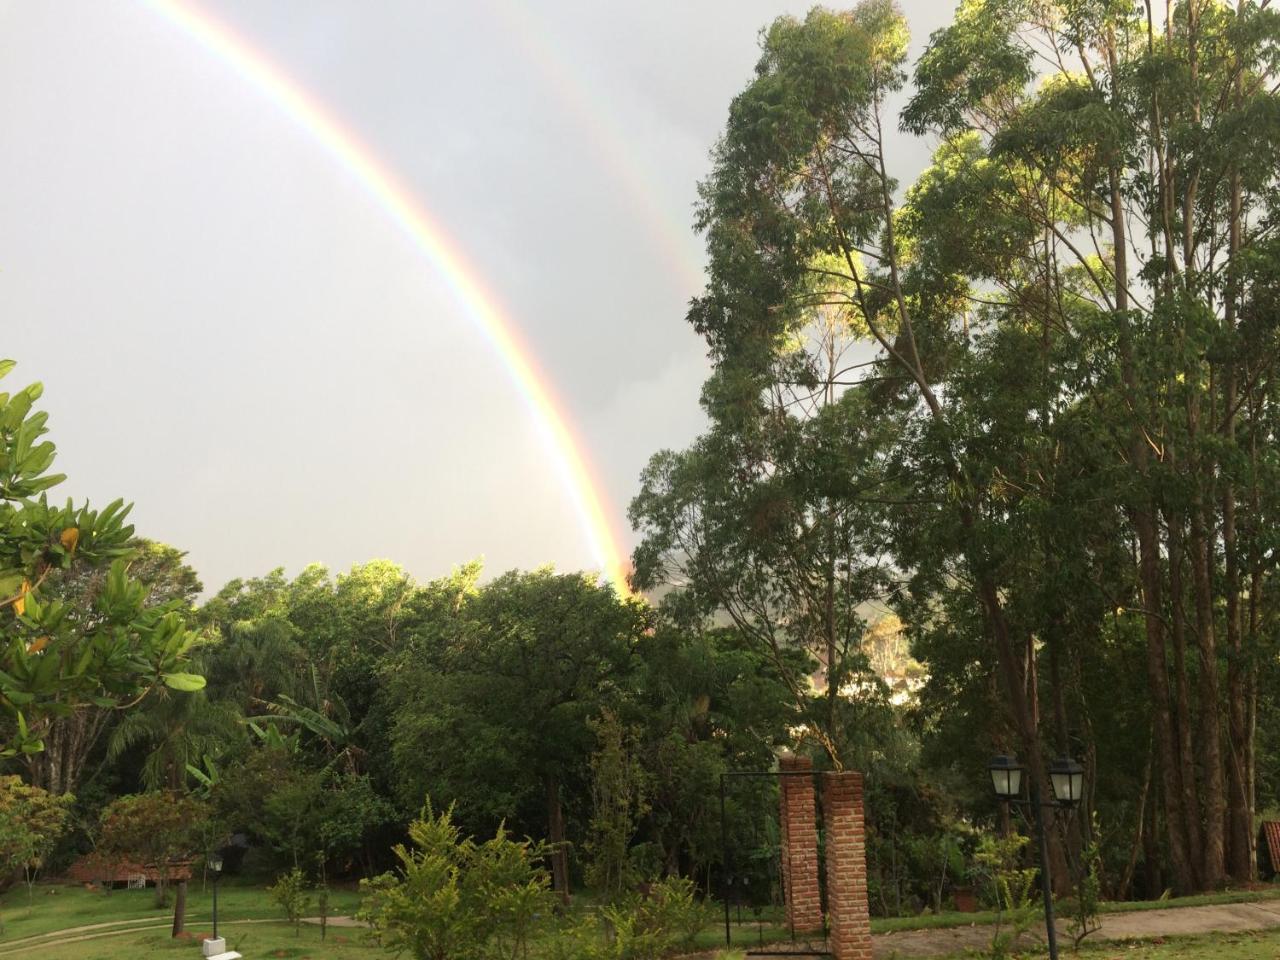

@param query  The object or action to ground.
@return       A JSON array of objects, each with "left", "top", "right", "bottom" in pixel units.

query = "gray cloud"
[{"left": 0, "top": 0, "right": 953, "bottom": 591}]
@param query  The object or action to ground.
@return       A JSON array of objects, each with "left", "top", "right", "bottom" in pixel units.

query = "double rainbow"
[{"left": 143, "top": 0, "right": 631, "bottom": 595}]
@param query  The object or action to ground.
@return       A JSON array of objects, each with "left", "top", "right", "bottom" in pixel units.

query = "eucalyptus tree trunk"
[{"left": 546, "top": 775, "right": 570, "bottom": 905}]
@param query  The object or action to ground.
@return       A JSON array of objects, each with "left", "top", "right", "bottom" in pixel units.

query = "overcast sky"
[{"left": 0, "top": 0, "right": 953, "bottom": 593}]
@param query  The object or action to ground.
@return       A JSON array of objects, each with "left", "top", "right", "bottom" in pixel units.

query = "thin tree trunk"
[
  {"left": 1135, "top": 507, "right": 1198, "bottom": 893},
  {"left": 1106, "top": 57, "right": 1199, "bottom": 884},
  {"left": 1166, "top": 513, "right": 1205, "bottom": 872},
  {"left": 546, "top": 775, "right": 570, "bottom": 905},
  {"left": 1223, "top": 40, "right": 1252, "bottom": 878},
  {"left": 1119, "top": 737, "right": 1154, "bottom": 900},
  {"left": 1144, "top": 782, "right": 1165, "bottom": 899},
  {"left": 1189, "top": 505, "right": 1227, "bottom": 888},
  {"left": 171, "top": 880, "right": 187, "bottom": 938}
]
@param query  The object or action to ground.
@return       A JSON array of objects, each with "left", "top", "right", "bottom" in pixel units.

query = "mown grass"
[
  {"left": 17, "top": 920, "right": 1280, "bottom": 960},
  {"left": 0, "top": 920, "right": 383, "bottom": 959},
  {"left": 6, "top": 878, "right": 1280, "bottom": 959},
  {"left": 0, "top": 878, "right": 363, "bottom": 945}
]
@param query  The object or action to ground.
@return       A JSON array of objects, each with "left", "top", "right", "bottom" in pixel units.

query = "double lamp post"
[{"left": 987, "top": 753, "right": 1085, "bottom": 960}]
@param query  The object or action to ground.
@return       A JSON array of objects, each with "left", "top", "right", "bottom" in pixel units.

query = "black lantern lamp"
[
  {"left": 1049, "top": 756, "right": 1085, "bottom": 806},
  {"left": 988, "top": 754, "right": 1025, "bottom": 801},
  {"left": 986, "top": 753, "right": 1087, "bottom": 960},
  {"left": 209, "top": 850, "right": 225, "bottom": 940}
]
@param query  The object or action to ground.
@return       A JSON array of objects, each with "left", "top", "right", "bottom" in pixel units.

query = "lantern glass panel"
[
  {"left": 988, "top": 757, "right": 1023, "bottom": 799},
  {"left": 1049, "top": 758, "right": 1085, "bottom": 805}
]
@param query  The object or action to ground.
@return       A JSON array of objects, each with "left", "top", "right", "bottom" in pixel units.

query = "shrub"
[
  {"left": 1067, "top": 816, "right": 1103, "bottom": 949},
  {"left": 267, "top": 867, "right": 312, "bottom": 935},
  {"left": 569, "top": 876, "right": 707, "bottom": 960},
  {"left": 970, "top": 833, "right": 1038, "bottom": 960},
  {"left": 358, "top": 802, "right": 553, "bottom": 960}
]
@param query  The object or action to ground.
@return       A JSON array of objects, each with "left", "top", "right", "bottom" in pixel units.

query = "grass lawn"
[
  {"left": 0, "top": 878, "right": 363, "bottom": 945},
  {"left": 7, "top": 879, "right": 1280, "bottom": 960},
  {"left": 13, "top": 922, "right": 1280, "bottom": 960},
  {"left": 1, "top": 921, "right": 384, "bottom": 960}
]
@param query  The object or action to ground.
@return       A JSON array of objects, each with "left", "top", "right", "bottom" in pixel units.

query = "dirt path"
[
  {"left": 873, "top": 901, "right": 1280, "bottom": 958},
  {"left": 0, "top": 915, "right": 346, "bottom": 957}
]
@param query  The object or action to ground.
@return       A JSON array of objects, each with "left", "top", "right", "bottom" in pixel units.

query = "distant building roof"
[{"left": 66, "top": 856, "right": 193, "bottom": 884}]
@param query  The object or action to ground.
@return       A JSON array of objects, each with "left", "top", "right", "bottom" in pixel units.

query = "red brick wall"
[
  {"left": 823, "top": 771, "right": 872, "bottom": 960},
  {"left": 778, "top": 754, "right": 824, "bottom": 934}
]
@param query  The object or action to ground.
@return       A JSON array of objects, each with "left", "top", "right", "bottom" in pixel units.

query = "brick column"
[
  {"left": 823, "top": 771, "right": 872, "bottom": 960},
  {"left": 778, "top": 754, "right": 823, "bottom": 933}
]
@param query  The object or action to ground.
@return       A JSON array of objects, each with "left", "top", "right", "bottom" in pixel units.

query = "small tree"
[
  {"left": 971, "top": 834, "right": 1039, "bottom": 960},
  {"left": 0, "top": 776, "right": 72, "bottom": 928},
  {"left": 1067, "top": 815, "right": 1103, "bottom": 949},
  {"left": 267, "top": 867, "right": 312, "bottom": 936},
  {"left": 585, "top": 709, "right": 649, "bottom": 900},
  {"left": 95, "top": 792, "right": 208, "bottom": 914},
  {"left": 358, "top": 803, "right": 553, "bottom": 960}
]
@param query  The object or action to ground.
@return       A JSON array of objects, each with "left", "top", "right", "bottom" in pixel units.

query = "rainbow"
[
  {"left": 483, "top": 0, "right": 705, "bottom": 295},
  {"left": 142, "top": 0, "right": 631, "bottom": 595}
]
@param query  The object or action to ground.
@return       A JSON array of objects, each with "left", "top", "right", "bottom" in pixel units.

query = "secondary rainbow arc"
[{"left": 143, "top": 0, "right": 631, "bottom": 595}]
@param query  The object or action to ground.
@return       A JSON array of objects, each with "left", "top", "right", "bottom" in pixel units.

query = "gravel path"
[{"left": 873, "top": 901, "right": 1280, "bottom": 958}]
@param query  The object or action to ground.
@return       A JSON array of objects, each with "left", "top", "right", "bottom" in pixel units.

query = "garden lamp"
[
  {"left": 988, "top": 754, "right": 1024, "bottom": 801},
  {"left": 1049, "top": 756, "right": 1085, "bottom": 807},
  {"left": 209, "top": 851, "right": 224, "bottom": 940}
]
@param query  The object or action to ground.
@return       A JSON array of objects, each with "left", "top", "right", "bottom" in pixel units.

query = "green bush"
[
  {"left": 970, "top": 834, "right": 1038, "bottom": 960},
  {"left": 358, "top": 802, "right": 553, "bottom": 960},
  {"left": 267, "top": 867, "right": 312, "bottom": 935},
  {"left": 565, "top": 876, "right": 707, "bottom": 960}
]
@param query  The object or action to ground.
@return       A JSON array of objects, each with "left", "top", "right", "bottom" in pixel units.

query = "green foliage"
[
  {"left": 0, "top": 362, "right": 203, "bottom": 759},
  {"left": 970, "top": 834, "right": 1039, "bottom": 959},
  {"left": 668, "top": 0, "right": 1280, "bottom": 898},
  {"left": 95, "top": 792, "right": 210, "bottom": 907},
  {"left": 210, "top": 746, "right": 393, "bottom": 874},
  {"left": 585, "top": 709, "right": 649, "bottom": 899},
  {"left": 107, "top": 687, "right": 241, "bottom": 792},
  {"left": 267, "top": 867, "right": 312, "bottom": 935},
  {"left": 0, "top": 774, "right": 72, "bottom": 920},
  {"left": 1068, "top": 815, "right": 1104, "bottom": 949},
  {"left": 901, "top": 825, "right": 968, "bottom": 913},
  {"left": 358, "top": 802, "right": 553, "bottom": 960},
  {"left": 558, "top": 877, "right": 706, "bottom": 960}
]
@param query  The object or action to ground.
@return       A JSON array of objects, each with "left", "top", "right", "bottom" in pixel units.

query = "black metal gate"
[{"left": 717, "top": 771, "right": 830, "bottom": 956}]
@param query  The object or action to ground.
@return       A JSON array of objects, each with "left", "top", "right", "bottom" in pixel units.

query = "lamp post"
[
  {"left": 988, "top": 754, "right": 1085, "bottom": 960},
  {"left": 208, "top": 851, "right": 224, "bottom": 941}
]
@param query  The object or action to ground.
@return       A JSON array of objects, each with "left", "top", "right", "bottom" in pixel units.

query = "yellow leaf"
[
  {"left": 12, "top": 579, "right": 29, "bottom": 617},
  {"left": 60, "top": 527, "right": 79, "bottom": 552},
  {"left": 26, "top": 636, "right": 49, "bottom": 655}
]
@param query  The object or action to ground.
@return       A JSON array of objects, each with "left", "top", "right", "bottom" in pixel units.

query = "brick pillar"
[
  {"left": 778, "top": 755, "right": 823, "bottom": 933},
  {"left": 823, "top": 771, "right": 872, "bottom": 960}
]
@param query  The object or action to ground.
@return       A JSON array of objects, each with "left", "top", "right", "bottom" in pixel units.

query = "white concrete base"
[{"left": 201, "top": 938, "right": 241, "bottom": 960}]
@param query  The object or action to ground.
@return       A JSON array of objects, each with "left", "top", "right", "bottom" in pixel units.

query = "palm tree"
[{"left": 107, "top": 687, "right": 243, "bottom": 792}]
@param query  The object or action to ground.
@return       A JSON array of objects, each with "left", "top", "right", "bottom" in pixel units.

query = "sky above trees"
[{"left": 0, "top": 1, "right": 950, "bottom": 590}]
